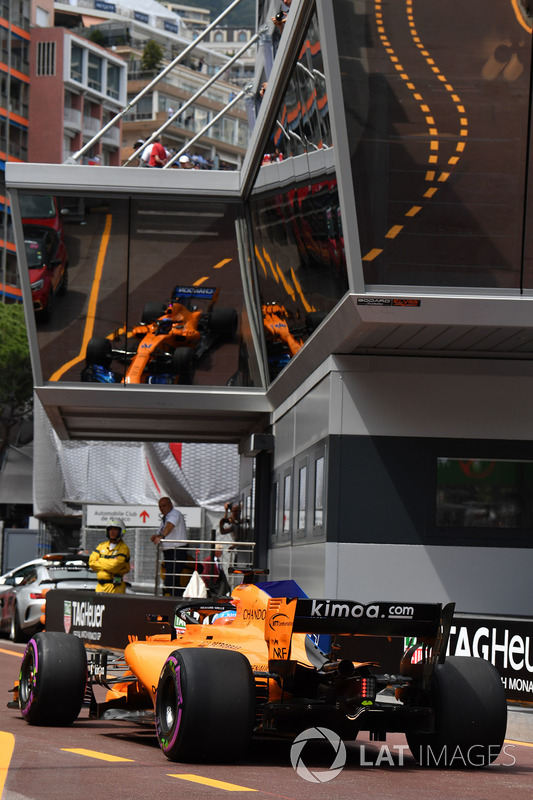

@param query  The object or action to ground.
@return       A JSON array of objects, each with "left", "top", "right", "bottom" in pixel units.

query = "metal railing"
[
  {"left": 68, "top": 0, "right": 253, "bottom": 165},
  {"left": 154, "top": 537, "right": 255, "bottom": 597}
]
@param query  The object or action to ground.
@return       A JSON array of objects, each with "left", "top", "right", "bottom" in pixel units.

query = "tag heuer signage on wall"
[{"left": 86, "top": 504, "right": 203, "bottom": 528}]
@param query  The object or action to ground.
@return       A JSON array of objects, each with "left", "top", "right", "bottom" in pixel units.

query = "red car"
[{"left": 24, "top": 225, "right": 68, "bottom": 321}]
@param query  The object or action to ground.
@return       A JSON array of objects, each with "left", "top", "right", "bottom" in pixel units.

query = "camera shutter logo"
[{"left": 290, "top": 727, "right": 346, "bottom": 783}]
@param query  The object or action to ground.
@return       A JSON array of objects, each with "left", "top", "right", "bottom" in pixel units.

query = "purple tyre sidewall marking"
[
  {"left": 20, "top": 639, "right": 39, "bottom": 718},
  {"left": 158, "top": 656, "right": 183, "bottom": 752}
]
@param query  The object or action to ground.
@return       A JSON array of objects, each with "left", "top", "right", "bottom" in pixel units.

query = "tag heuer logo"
[{"left": 64, "top": 600, "right": 72, "bottom": 633}]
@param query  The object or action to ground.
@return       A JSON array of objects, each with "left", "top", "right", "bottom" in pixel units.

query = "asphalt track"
[{"left": 1, "top": 642, "right": 533, "bottom": 800}]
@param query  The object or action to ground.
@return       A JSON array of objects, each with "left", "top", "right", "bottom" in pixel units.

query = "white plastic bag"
[{"left": 182, "top": 569, "right": 207, "bottom": 598}]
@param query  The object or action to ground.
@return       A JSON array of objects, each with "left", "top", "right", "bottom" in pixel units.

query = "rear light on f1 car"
[{"left": 356, "top": 675, "right": 377, "bottom": 700}]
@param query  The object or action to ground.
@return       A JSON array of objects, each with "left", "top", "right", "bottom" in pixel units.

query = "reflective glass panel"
[
  {"left": 261, "top": 10, "right": 331, "bottom": 163},
  {"left": 21, "top": 191, "right": 258, "bottom": 388},
  {"left": 250, "top": 177, "right": 347, "bottom": 381},
  {"left": 436, "top": 458, "right": 533, "bottom": 528},
  {"left": 314, "top": 455, "right": 324, "bottom": 527},
  {"left": 333, "top": 0, "right": 532, "bottom": 289}
]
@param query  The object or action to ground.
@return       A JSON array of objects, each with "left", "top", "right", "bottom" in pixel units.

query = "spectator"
[
  {"left": 148, "top": 134, "right": 167, "bottom": 167},
  {"left": 89, "top": 519, "right": 130, "bottom": 593},
  {"left": 151, "top": 497, "right": 189, "bottom": 596},
  {"left": 202, "top": 543, "right": 224, "bottom": 591},
  {"left": 139, "top": 140, "right": 153, "bottom": 167},
  {"left": 218, "top": 502, "right": 241, "bottom": 574}
]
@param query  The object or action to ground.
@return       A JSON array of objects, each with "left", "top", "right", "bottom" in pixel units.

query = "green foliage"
[
  {"left": 0, "top": 303, "right": 32, "bottom": 410},
  {"left": 87, "top": 27, "right": 107, "bottom": 47},
  {"left": 142, "top": 39, "right": 164, "bottom": 71}
]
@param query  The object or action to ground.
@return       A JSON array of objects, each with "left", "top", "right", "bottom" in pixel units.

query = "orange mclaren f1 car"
[
  {"left": 11, "top": 576, "right": 506, "bottom": 767},
  {"left": 82, "top": 285, "right": 238, "bottom": 384}
]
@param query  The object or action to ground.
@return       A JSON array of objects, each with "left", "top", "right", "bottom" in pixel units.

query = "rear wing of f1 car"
[
  {"left": 264, "top": 597, "right": 454, "bottom": 673},
  {"left": 171, "top": 285, "right": 219, "bottom": 302}
]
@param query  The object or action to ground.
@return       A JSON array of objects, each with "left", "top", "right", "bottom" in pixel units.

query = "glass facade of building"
[{"left": 333, "top": 0, "right": 533, "bottom": 291}]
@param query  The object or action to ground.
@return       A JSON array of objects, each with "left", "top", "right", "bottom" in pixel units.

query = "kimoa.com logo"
[{"left": 290, "top": 727, "right": 346, "bottom": 783}]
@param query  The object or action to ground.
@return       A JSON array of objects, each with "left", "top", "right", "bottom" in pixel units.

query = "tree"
[
  {"left": 87, "top": 28, "right": 107, "bottom": 48},
  {"left": 0, "top": 303, "right": 33, "bottom": 464},
  {"left": 141, "top": 40, "right": 164, "bottom": 72}
]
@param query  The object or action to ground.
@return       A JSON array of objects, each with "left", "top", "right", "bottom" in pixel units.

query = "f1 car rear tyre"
[
  {"left": 155, "top": 647, "right": 255, "bottom": 762},
  {"left": 406, "top": 656, "right": 507, "bottom": 768},
  {"left": 172, "top": 347, "right": 195, "bottom": 384},
  {"left": 86, "top": 336, "right": 112, "bottom": 369},
  {"left": 19, "top": 632, "right": 87, "bottom": 726},
  {"left": 141, "top": 301, "right": 166, "bottom": 324},
  {"left": 208, "top": 307, "right": 238, "bottom": 338}
]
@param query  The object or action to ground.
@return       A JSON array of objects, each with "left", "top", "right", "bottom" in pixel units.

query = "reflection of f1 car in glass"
[
  {"left": 82, "top": 286, "right": 238, "bottom": 384},
  {"left": 12, "top": 575, "right": 507, "bottom": 767},
  {"left": 262, "top": 303, "right": 326, "bottom": 377}
]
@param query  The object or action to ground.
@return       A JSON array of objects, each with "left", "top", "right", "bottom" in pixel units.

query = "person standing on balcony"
[{"left": 151, "top": 497, "right": 189, "bottom": 595}]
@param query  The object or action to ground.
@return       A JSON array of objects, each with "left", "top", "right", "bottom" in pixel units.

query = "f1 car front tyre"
[
  {"left": 141, "top": 302, "right": 166, "bottom": 324},
  {"left": 19, "top": 632, "right": 87, "bottom": 726},
  {"left": 86, "top": 337, "right": 112, "bottom": 369},
  {"left": 155, "top": 647, "right": 255, "bottom": 762},
  {"left": 172, "top": 347, "right": 195, "bottom": 384},
  {"left": 208, "top": 308, "right": 238, "bottom": 338},
  {"left": 406, "top": 656, "right": 507, "bottom": 768}
]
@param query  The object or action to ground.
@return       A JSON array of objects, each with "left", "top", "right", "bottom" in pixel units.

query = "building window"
[
  {"left": 237, "top": 31, "right": 247, "bottom": 42},
  {"left": 107, "top": 63, "right": 120, "bottom": 100},
  {"left": 214, "top": 31, "right": 224, "bottom": 42},
  {"left": 282, "top": 473, "right": 291, "bottom": 533},
  {"left": 436, "top": 458, "right": 533, "bottom": 528},
  {"left": 298, "top": 465, "right": 307, "bottom": 530},
  {"left": 272, "top": 480, "right": 279, "bottom": 536},
  {"left": 36, "top": 41, "right": 55, "bottom": 76},
  {"left": 88, "top": 52, "right": 102, "bottom": 92},
  {"left": 70, "top": 43, "right": 83, "bottom": 82},
  {"left": 314, "top": 456, "right": 324, "bottom": 527}
]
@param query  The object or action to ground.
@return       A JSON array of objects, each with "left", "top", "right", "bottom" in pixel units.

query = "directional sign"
[{"left": 86, "top": 505, "right": 203, "bottom": 528}]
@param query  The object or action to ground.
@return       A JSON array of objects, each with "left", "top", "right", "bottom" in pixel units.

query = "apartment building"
[{"left": 29, "top": 26, "right": 127, "bottom": 164}]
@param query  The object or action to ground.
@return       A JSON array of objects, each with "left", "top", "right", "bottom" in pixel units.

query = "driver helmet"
[
  {"left": 156, "top": 317, "right": 173, "bottom": 335},
  {"left": 106, "top": 519, "right": 126, "bottom": 539},
  {"left": 211, "top": 608, "right": 237, "bottom": 625}
]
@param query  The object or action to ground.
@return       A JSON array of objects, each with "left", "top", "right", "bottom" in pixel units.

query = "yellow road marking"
[
  {"left": 254, "top": 245, "right": 267, "bottom": 277},
  {"left": 363, "top": 248, "right": 383, "bottom": 262},
  {"left": 0, "top": 732, "right": 15, "bottom": 796},
  {"left": 275, "top": 263, "right": 295, "bottom": 301},
  {"left": 290, "top": 268, "right": 315, "bottom": 313},
  {"left": 213, "top": 258, "right": 232, "bottom": 269},
  {"left": 193, "top": 276, "right": 209, "bottom": 285},
  {"left": 386, "top": 225, "right": 403, "bottom": 239},
  {"left": 0, "top": 648, "right": 22, "bottom": 657},
  {"left": 505, "top": 739, "right": 533, "bottom": 748},
  {"left": 62, "top": 748, "right": 134, "bottom": 762},
  {"left": 262, "top": 249, "right": 279, "bottom": 283},
  {"left": 50, "top": 213, "right": 113, "bottom": 381},
  {"left": 169, "top": 774, "right": 257, "bottom": 791}
]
